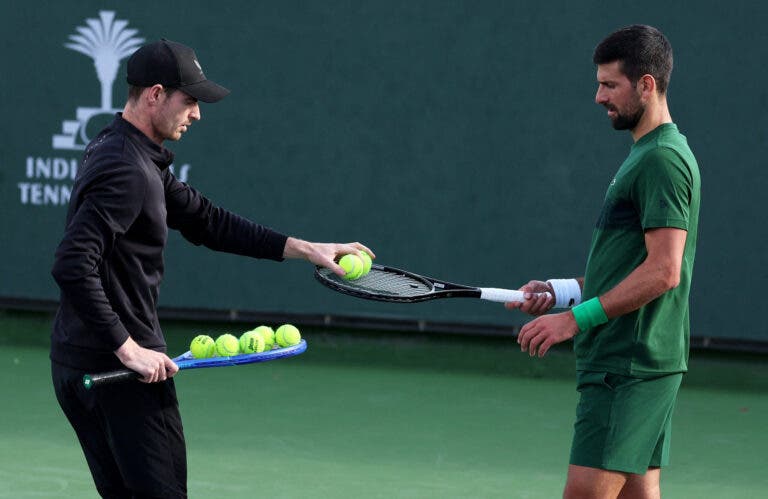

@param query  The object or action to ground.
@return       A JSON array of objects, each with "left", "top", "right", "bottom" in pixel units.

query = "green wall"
[{"left": 1, "top": 1, "right": 766, "bottom": 342}]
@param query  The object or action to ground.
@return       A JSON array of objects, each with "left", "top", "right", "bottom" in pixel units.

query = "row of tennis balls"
[
  {"left": 190, "top": 324, "right": 302, "bottom": 359},
  {"left": 339, "top": 250, "right": 373, "bottom": 280}
]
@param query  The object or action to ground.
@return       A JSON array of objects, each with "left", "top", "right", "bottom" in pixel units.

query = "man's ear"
[
  {"left": 145, "top": 84, "right": 165, "bottom": 105},
  {"left": 638, "top": 74, "right": 656, "bottom": 99}
]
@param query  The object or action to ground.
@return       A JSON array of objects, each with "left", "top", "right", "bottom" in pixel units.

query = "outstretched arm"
[{"left": 164, "top": 173, "right": 375, "bottom": 273}]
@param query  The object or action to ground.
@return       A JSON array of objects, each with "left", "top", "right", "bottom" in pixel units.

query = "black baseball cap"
[{"left": 127, "top": 39, "right": 230, "bottom": 103}]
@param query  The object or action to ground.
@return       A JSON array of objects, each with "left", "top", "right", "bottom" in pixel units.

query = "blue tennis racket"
[{"left": 83, "top": 340, "right": 307, "bottom": 389}]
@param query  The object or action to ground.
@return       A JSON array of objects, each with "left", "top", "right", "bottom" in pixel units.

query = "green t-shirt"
[{"left": 576, "top": 123, "right": 700, "bottom": 377}]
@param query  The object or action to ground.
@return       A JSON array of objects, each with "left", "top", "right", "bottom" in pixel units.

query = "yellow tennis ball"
[
  {"left": 239, "top": 330, "right": 266, "bottom": 354},
  {"left": 190, "top": 334, "right": 215, "bottom": 359},
  {"left": 215, "top": 333, "right": 240, "bottom": 356},
  {"left": 358, "top": 250, "right": 372, "bottom": 276},
  {"left": 252, "top": 325, "right": 276, "bottom": 350},
  {"left": 339, "top": 254, "right": 363, "bottom": 280},
  {"left": 275, "top": 324, "right": 302, "bottom": 347}
]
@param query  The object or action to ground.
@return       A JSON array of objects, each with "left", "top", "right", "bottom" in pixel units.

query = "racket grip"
[
  {"left": 479, "top": 288, "right": 552, "bottom": 303},
  {"left": 83, "top": 369, "right": 141, "bottom": 390}
]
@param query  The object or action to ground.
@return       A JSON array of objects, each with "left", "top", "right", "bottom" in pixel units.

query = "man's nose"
[
  {"left": 190, "top": 103, "right": 201, "bottom": 121},
  {"left": 595, "top": 88, "right": 607, "bottom": 105}
]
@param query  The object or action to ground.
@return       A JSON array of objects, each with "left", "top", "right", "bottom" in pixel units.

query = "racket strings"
[
  {"left": 320, "top": 268, "right": 432, "bottom": 297},
  {"left": 357, "top": 270, "right": 432, "bottom": 296}
]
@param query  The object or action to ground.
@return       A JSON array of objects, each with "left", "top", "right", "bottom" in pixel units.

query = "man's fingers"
[
  {"left": 151, "top": 363, "right": 163, "bottom": 383},
  {"left": 538, "top": 338, "right": 553, "bottom": 358},
  {"left": 527, "top": 331, "right": 544, "bottom": 357},
  {"left": 341, "top": 242, "right": 376, "bottom": 259},
  {"left": 328, "top": 261, "right": 346, "bottom": 276},
  {"left": 518, "top": 318, "right": 549, "bottom": 355},
  {"left": 166, "top": 358, "right": 180, "bottom": 377},
  {"left": 137, "top": 354, "right": 176, "bottom": 383},
  {"left": 352, "top": 242, "right": 375, "bottom": 258},
  {"left": 518, "top": 322, "right": 536, "bottom": 351},
  {"left": 516, "top": 291, "right": 547, "bottom": 315}
]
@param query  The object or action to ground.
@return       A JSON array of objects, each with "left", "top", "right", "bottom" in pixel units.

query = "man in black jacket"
[{"left": 51, "top": 39, "right": 373, "bottom": 498}]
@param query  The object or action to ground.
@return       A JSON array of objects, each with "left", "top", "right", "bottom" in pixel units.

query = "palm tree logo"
[
  {"left": 65, "top": 10, "right": 144, "bottom": 111},
  {"left": 53, "top": 11, "right": 144, "bottom": 150}
]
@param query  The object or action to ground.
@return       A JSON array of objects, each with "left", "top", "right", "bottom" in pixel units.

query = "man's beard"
[{"left": 608, "top": 101, "right": 645, "bottom": 130}]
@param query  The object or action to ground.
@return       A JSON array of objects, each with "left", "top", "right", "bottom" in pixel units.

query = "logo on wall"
[
  {"left": 52, "top": 11, "right": 144, "bottom": 151},
  {"left": 18, "top": 11, "right": 192, "bottom": 207}
]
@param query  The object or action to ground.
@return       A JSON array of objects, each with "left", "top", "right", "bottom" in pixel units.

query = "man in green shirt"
[{"left": 508, "top": 25, "right": 700, "bottom": 498}]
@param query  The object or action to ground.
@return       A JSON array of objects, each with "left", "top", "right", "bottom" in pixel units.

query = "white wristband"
[{"left": 546, "top": 279, "right": 582, "bottom": 308}]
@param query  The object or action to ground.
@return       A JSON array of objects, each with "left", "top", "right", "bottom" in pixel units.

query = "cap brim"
[{"left": 180, "top": 80, "right": 230, "bottom": 103}]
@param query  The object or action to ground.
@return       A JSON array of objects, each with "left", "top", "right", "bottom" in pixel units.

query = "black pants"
[{"left": 52, "top": 361, "right": 187, "bottom": 498}]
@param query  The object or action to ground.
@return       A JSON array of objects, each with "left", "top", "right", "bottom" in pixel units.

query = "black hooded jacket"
[{"left": 51, "top": 114, "right": 287, "bottom": 371}]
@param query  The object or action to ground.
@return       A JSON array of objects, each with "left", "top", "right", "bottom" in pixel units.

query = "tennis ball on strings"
[
  {"left": 215, "top": 333, "right": 241, "bottom": 357},
  {"left": 239, "top": 330, "right": 266, "bottom": 354},
  {"left": 190, "top": 334, "right": 216, "bottom": 359},
  {"left": 339, "top": 254, "right": 363, "bottom": 280},
  {"left": 275, "top": 324, "right": 302, "bottom": 347},
  {"left": 358, "top": 250, "right": 373, "bottom": 277},
  {"left": 252, "top": 325, "right": 276, "bottom": 350}
]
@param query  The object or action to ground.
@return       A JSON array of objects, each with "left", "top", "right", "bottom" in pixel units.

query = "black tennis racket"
[
  {"left": 83, "top": 340, "right": 307, "bottom": 389},
  {"left": 314, "top": 263, "right": 551, "bottom": 304}
]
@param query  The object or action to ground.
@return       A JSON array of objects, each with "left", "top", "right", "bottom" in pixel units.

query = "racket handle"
[
  {"left": 479, "top": 288, "right": 552, "bottom": 303},
  {"left": 83, "top": 369, "right": 140, "bottom": 390}
]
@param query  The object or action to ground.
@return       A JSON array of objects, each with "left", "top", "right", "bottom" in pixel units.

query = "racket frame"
[{"left": 314, "top": 264, "right": 526, "bottom": 303}]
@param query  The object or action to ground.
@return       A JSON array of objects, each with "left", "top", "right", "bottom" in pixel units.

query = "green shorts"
[{"left": 570, "top": 371, "right": 683, "bottom": 475}]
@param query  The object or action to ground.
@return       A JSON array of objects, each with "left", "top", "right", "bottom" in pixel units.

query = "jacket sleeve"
[
  {"left": 51, "top": 163, "right": 145, "bottom": 349},
  {"left": 163, "top": 171, "right": 288, "bottom": 260}
]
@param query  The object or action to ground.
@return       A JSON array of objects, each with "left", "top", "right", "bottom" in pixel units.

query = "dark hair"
[
  {"left": 593, "top": 25, "right": 673, "bottom": 94},
  {"left": 127, "top": 84, "right": 178, "bottom": 102}
]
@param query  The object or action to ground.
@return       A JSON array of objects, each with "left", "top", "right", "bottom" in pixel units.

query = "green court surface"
[{"left": 1, "top": 310, "right": 767, "bottom": 498}]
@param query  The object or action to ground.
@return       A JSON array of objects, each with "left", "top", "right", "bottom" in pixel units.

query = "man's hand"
[
  {"left": 505, "top": 280, "right": 555, "bottom": 316},
  {"left": 517, "top": 311, "right": 579, "bottom": 358},
  {"left": 283, "top": 237, "right": 375, "bottom": 277},
  {"left": 115, "top": 337, "right": 179, "bottom": 383}
]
